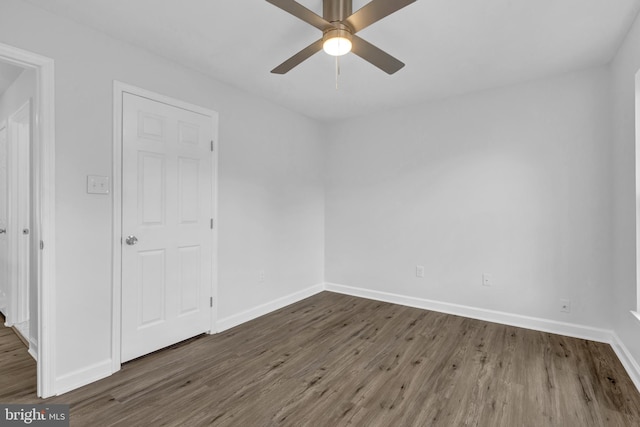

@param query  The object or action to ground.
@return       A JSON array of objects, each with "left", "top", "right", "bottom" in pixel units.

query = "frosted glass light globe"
[{"left": 323, "top": 36, "right": 352, "bottom": 56}]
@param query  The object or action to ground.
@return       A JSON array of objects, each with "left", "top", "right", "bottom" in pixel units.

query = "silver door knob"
[
  {"left": 125, "top": 235, "right": 138, "bottom": 245},
  {"left": 0, "top": 229, "right": 5, "bottom": 234}
]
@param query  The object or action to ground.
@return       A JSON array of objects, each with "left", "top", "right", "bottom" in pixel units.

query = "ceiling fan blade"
[
  {"left": 266, "top": 0, "right": 333, "bottom": 31},
  {"left": 346, "top": 0, "right": 417, "bottom": 33},
  {"left": 350, "top": 35, "right": 404, "bottom": 74},
  {"left": 271, "top": 39, "right": 324, "bottom": 74}
]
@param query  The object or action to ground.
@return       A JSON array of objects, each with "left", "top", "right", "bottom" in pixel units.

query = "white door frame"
[
  {"left": 0, "top": 121, "right": 7, "bottom": 316},
  {"left": 112, "top": 81, "right": 218, "bottom": 371},
  {"left": 0, "top": 43, "right": 56, "bottom": 398},
  {"left": 7, "top": 100, "right": 31, "bottom": 328}
]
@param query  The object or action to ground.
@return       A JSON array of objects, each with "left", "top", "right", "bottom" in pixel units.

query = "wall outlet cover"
[
  {"left": 87, "top": 175, "right": 110, "bottom": 194},
  {"left": 482, "top": 273, "right": 493, "bottom": 287},
  {"left": 560, "top": 299, "right": 572, "bottom": 313}
]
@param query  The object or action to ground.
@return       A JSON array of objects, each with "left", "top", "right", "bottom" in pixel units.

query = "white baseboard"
[
  {"left": 610, "top": 332, "right": 640, "bottom": 393},
  {"left": 46, "top": 281, "right": 640, "bottom": 397},
  {"left": 53, "top": 284, "right": 324, "bottom": 395},
  {"left": 324, "top": 283, "right": 613, "bottom": 342},
  {"left": 13, "top": 320, "right": 30, "bottom": 343},
  {"left": 216, "top": 283, "right": 324, "bottom": 333},
  {"left": 55, "top": 359, "right": 112, "bottom": 396},
  {"left": 28, "top": 336, "right": 38, "bottom": 361},
  {"left": 324, "top": 282, "right": 640, "bottom": 393}
]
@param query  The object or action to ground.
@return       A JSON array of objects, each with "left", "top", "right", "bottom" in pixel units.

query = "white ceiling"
[
  {"left": 24, "top": 0, "right": 640, "bottom": 121},
  {"left": 0, "top": 61, "right": 24, "bottom": 96}
]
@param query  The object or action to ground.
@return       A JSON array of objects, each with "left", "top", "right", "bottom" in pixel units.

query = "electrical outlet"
[
  {"left": 482, "top": 273, "right": 493, "bottom": 287},
  {"left": 416, "top": 265, "right": 425, "bottom": 278},
  {"left": 560, "top": 299, "right": 571, "bottom": 313},
  {"left": 259, "top": 270, "right": 265, "bottom": 283}
]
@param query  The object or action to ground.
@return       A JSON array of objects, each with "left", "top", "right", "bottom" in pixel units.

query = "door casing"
[{"left": 112, "top": 81, "right": 219, "bottom": 371}]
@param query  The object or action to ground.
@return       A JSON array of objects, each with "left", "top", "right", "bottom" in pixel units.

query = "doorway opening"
[
  {"left": 111, "top": 82, "right": 219, "bottom": 371},
  {"left": 0, "top": 43, "right": 55, "bottom": 398},
  {"left": 636, "top": 69, "right": 640, "bottom": 320},
  {"left": 1, "top": 78, "right": 33, "bottom": 346}
]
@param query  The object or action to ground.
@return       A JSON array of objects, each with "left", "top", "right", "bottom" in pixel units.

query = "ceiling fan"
[{"left": 266, "top": 0, "right": 417, "bottom": 75}]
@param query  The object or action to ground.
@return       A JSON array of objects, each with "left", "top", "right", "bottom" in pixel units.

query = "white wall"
[
  {"left": 2, "top": 0, "right": 638, "bottom": 397},
  {"left": 217, "top": 94, "right": 325, "bottom": 321},
  {"left": 0, "top": 68, "right": 34, "bottom": 120},
  {"left": 0, "top": 0, "right": 324, "bottom": 392},
  {"left": 611, "top": 11, "right": 640, "bottom": 368},
  {"left": 325, "top": 67, "right": 613, "bottom": 330}
]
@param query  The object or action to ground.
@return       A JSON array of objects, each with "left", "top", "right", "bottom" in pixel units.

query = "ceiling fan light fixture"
[
  {"left": 322, "top": 27, "right": 352, "bottom": 56},
  {"left": 268, "top": 0, "right": 415, "bottom": 74}
]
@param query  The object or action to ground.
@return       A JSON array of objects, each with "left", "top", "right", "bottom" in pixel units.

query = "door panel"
[
  {"left": 121, "top": 93, "right": 213, "bottom": 362},
  {"left": 178, "top": 245, "right": 200, "bottom": 315},
  {"left": 178, "top": 157, "right": 200, "bottom": 223},
  {"left": 138, "top": 249, "right": 165, "bottom": 326},
  {"left": 138, "top": 152, "right": 165, "bottom": 225}
]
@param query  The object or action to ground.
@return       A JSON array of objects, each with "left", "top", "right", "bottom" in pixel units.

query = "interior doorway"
[
  {"left": 0, "top": 63, "right": 35, "bottom": 360},
  {"left": 0, "top": 43, "right": 55, "bottom": 398},
  {"left": 636, "top": 69, "right": 640, "bottom": 318},
  {"left": 2, "top": 97, "right": 33, "bottom": 347},
  {"left": 112, "top": 82, "right": 219, "bottom": 370}
]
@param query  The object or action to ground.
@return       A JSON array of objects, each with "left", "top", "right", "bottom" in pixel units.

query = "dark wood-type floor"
[
  {"left": 2, "top": 292, "right": 640, "bottom": 426},
  {"left": 0, "top": 312, "right": 38, "bottom": 400}
]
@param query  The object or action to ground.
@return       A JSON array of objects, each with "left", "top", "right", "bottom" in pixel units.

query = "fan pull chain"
[{"left": 335, "top": 56, "right": 341, "bottom": 90}]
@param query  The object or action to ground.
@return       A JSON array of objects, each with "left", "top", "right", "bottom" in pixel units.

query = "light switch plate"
[{"left": 87, "top": 175, "right": 110, "bottom": 194}]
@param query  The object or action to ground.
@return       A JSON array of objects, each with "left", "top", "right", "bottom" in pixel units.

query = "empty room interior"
[{"left": 3, "top": 0, "right": 640, "bottom": 425}]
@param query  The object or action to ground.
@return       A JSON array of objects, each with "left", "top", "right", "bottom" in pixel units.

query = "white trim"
[
  {"left": 324, "top": 282, "right": 640, "bottom": 393},
  {"left": 29, "top": 335, "right": 38, "bottom": 362},
  {"left": 0, "top": 122, "right": 6, "bottom": 318},
  {"left": 112, "top": 81, "right": 219, "bottom": 371},
  {"left": 217, "top": 284, "right": 324, "bottom": 332},
  {"left": 610, "top": 332, "right": 640, "bottom": 393},
  {"left": 3, "top": 116, "right": 15, "bottom": 327},
  {"left": 210, "top": 127, "right": 219, "bottom": 334},
  {"left": 12, "top": 320, "right": 29, "bottom": 344},
  {"left": 324, "top": 283, "right": 613, "bottom": 343},
  {"left": 0, "top": 43, "right": 55, "bottom": 398},
  {"left": 632, "top": 310, "right": 640, "bottom": 324},
  {"left": 111, "top": 83, "right": 123, "bottom": 374},
  {"left": 636, "top": 69, "right": 640, "bottom": 313},
  {"left": 54, "top": 359, "right": 112, "bottom": 396}
]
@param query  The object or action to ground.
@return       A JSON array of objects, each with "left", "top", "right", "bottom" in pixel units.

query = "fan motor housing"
[
  {"left": 323, "top": 22, "right": 353, "bottom": 43},
  {"left": 323, "top": 0, "right": 352, "bottom": 22}
]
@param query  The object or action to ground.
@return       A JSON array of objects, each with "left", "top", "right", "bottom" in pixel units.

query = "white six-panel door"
[{"left": 121, "top": 92, "right": 214, "bottom": 362}]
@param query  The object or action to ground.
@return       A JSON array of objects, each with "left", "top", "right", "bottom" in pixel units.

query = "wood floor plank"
[{"left": 2, "top": 292, "right": 640, "bottom": 426}]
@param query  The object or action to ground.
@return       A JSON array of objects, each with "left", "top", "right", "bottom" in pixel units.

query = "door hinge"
[
  {"left": 210, "top": 297, "right": 213, "bottom": 308},
  {"left": 211, "top": 140, "right": 214, "bottom": 152},
  {"left": 210, "top": 218, "right": 214, "bottom": 229},
  {"left": 40, "top": 241, "right": 44, "bottom": 250}
]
